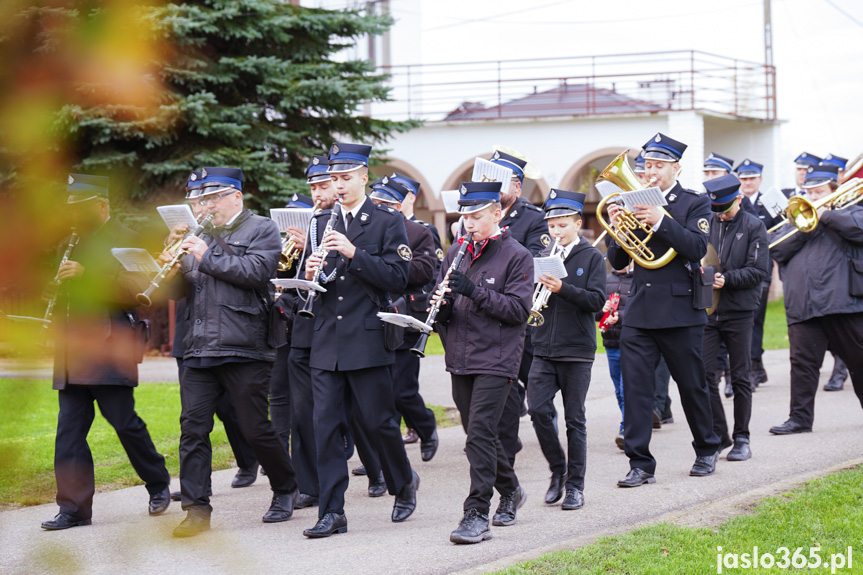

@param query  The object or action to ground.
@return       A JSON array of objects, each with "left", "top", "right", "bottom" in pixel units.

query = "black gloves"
[{"left": 448, "top": 270, "right": 476, "bottom": 298}]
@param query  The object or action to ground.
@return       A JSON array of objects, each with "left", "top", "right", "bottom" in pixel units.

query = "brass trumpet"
[
  {"left": 769, "top": 177, "right": 863, "bottom": 248},
  {"left": 595, "top": 150, "right": 676, "bottom": 269},
  {"left": 527, "top": 237, "right": 563, "bottom": 327},
  {"left": 278, "top": 200, "right": 321, "bottom": 271}
]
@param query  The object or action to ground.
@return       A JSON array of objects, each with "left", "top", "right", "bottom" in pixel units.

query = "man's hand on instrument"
[
  {"left": 602, "top": 299, "right": 613, "bottom": 313},
  {"left": 285, "top": 226, "right": 306, "bottom": 249},
  {"left": 181, "top": 236, "right": 209, "bottom": 262},
  {"left": 165, "top": 223, "right": 189, "bottom": 247},
  {"left": 448, "top": 270, "right": 476, "bottom": 298},
  {"left": 816, "top": 205, "right": 828, "bottom": 219},
  {"left": 633, "top": 204, "right": 663, "bottom": 227},
  {"left": 538, "top": 273, "right": 562, "bottom": 293},
  {"left": 606, "top": 311, "right": 619, "bottom": 326},
  {"left": 321, "top": 230, "right": 355, "bottom": 259},
  {"left": 428, "top": 282, "right": 452, "bottom": 311},
  {"left": 57, "top": 261, "right": 84, "bottom": 281},
  {"left": 305, "top": 252, "right": 325, "bottom": 281},
  {"left": 156, "top": 251, "right": 175, "bottom": 266},
  {"left": 713, "top": 272, "right": 725, "bottom": 289},
  {"left": 607, "top": 203, "right": 622, "bottom": 228}
]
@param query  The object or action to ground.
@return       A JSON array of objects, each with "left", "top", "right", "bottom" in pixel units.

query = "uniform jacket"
[
  {"left": 410, "top": 214, "right": 444, "bottom": 267},
  {"left": 398, "top": 216, "right": 437, "bottom": 349},
  {"left": 500, "top": 197, "right": 550, "bottom": 256},
  {"left": 770, "top": 205, "right": 863, "bottom": 324},
  {"left": 436, "top": 229, "right": 533, "bottom": 378},
  {"left": 596, "top": 270, "right": 634, "bottom": 349},
  {"left": 53, "top": 217, "right": 147, "bottom": 390},
  {"left": 531, "top": 238, "right": 606, "bottom": 361},
  {"left": 178, "top": 209, "right": 280, "bottom": 362},
  {"left": 607, "top": 183, "right": 712, "bottom": 329},
  {"left": 742, "top": 192, "right": 783, "bottom": 284},
  {"left": 708, "top": 209, "right": 769, "bottom": 317},
  {"left": 308, "top": 196, "right": 410, "bottom": 371}
]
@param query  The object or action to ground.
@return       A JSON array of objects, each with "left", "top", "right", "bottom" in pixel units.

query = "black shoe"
[
  {"left": 392, "top": 470, "right": 419, "bottom": 522},
  {"left": 690, "top": 452, "right": 719, "bottom": 476},
  {"left": 617, "top": 468, "right": 655, "bottom": 488},
  {"left": 403, "top": 428, "right": 419, "bottom": 444},
  {"left": 661, "top": 416, "right": 674, "bottom": 425},
  {"left": 492, "top": 485, "right": 526, "bottom": 526},
  {"left": 294, "top": 493, "right": 319, "bottom": 509},
  {"left": 352, "top": 465, "right": 367, "bottom": 476},
  {"left": 718, "top": 435, "right": 733, "bottom": 453},
  {"left": 615, "top": 434, "right": 624, "bottom": 450},
  {"left": 303, "top": 512, "right": 347, "bottom": 538},
  {"left": 751, "top": 358, "right": 768, "bottom": 385},
  {"left": 727, "top": 438, "right": 752, "bottom": 461},
  {"left": 450, "top": 508, "right": 492, "bottom": 544},
  {"left": 148, "top": 486, "right": 171, "bottom": 516},
  {"left": 172, "top": 513, "right": 210, "bottom": 538},
  {"left": 368, "top": 472, "right": 387, "bottom": 498},
  {"left": 231, "top": 464, "right": 259, "bottom": 488},
  {"left": 41, "top": 513, "right": 91, "bottom": 531},
  {"left": 420, "top": 429, "right": 439, "bottom": 462},
  {"left": 724, "top": 381, "right": 734, "bottom": 398},
  {"left": 561, "top": 488, "right": 584, "bottom": 510},
  {"left": 769, "top": 419, "right": 812, "bottom": 435},
  {"left": 545, "top": 473, "right": 566, "bottom": 504},
  {"left": 262, "top": 491, "right": 295, "bottom": 523},
  {"left": 170, "top": 490, "right": 181, "bottom": 502},
  {"left": 652, "top": 409, "right": 662, "bottom": 429},
  {"left": 824, "top": 376, "right": 845, "bottom": 392}
]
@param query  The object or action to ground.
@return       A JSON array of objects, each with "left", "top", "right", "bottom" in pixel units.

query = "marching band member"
[
  {"left": 42, "top": 174, "right": 171, "bottom": 530},
  {"left": 170, "top": 167, "right": 298, "bottom": 537},
  {"left": 703, "top": 152, "right": 735, "bottom": 182},
  {"left": 702, "top": 174, "right": 769, "bottom": 462},
  {"left": 527, "top": 190, "right": 606, "bottom": 510},
  {"left": 782, "top": 152, "right": 821, "bottom": 198},
  {"left": 302, "top": 143, "right": 418, "bottom": 538},
  {"left": 769, "top": 162, "right": 863, "bottom": 435},
  {"left": 607, "top": 133, "right": 721, "bottom": 487},
  {"left": 431, "top": 182, "right": 533, "bottom": 544}
]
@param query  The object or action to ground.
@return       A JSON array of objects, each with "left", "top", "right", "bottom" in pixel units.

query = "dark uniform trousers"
[
  {"left": 268, "top": 345, "right": 292, "bottom": 450},
  {"left": 703, "top": 313, "right": 754, "bottom": 441},
  {"left": 177, "top": 358, "right": 257, "bottom": 471},
  {"left": 394, "top": 341, "right": 436, "bottom": 441},
  {"left": 751, "top": 285, "right": 770, "bottom": 362},
  {"left": 55, "top": 385, "right": 169, "bottom": 520},
  {"left": 527, "top": 359, "right": 592, "bottom": 491},
  {"left": 288, "top": 346, "right": 318, "bottom": 496},
  {"left": 788, "top": 313, "right": 863, "bottom": 426},
  {"left": 180, "top": 362, "right": 297, "bottom": 515},
  {"left": 452, "top": 374, "right": 519, "bottom": 514},
  {"left": 621, "top": 325, "right": 719, "bottom": 474},
  {"left": 312, "top": 365, "right": 412, "bottom": 516}
]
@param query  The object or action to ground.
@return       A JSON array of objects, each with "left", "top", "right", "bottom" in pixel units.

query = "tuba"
[
  {"left": 595, "top": 150, "right": 677, "bottom": 270},
  {"left": 768, "top": 177, "right": 863, "bottom": 248}
]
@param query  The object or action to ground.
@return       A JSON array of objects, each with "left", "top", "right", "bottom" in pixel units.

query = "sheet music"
[
  {"left": 596, "top": 180, "right": 623, "bottom": 198},
  {"left": 533, "top": 255, "right": 568, "bottom": 283},
  {"left": 377, "top": 312, "right": 432, "bottom": 333},
  {"left": 440, "top": 190, "right": 462, "bottom": 214},
  {"left": 759, "top": 186, "right": 788, "bottom": 218},
  {"left": 156, "top": 205, "right": 198, "bottom": 232},
  {"left": 471, "top": 157, "right": 513, "bottom": 191},
  {"left": 111, "top": 248, "right": 162, "bottom": 273},
  {"left": 619, "top": 187, "right": 667, "bottom": 211},
  {"left": 270, "top": 209, "right": 315, "bottom": 233},
  {"left": 271, "top": 278, "right": 327, "bottom": 293}
]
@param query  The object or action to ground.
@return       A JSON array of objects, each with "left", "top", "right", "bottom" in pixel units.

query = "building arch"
[{"left": 374, "top": 157, "right": 445, "bottom": 233}]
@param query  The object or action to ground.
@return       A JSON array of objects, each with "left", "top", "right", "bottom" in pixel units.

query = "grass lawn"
[{"left": 497, "top": 464, "right": 863, "bottom": 575}]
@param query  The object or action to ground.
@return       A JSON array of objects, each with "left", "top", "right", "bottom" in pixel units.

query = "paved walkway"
[{"left": 1, "top": 349, "right": 862, "bottom": 575}]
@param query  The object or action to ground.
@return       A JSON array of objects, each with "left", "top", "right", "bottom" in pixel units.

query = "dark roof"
[{"left": 444, "top": 83, "right": 666, "bottom": 121}]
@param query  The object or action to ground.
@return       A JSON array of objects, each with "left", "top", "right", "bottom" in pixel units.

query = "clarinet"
[
  {"left": 136, "top": 214, "right": 214, "bottom": 307},
  {"left": 43, "top": 230, "right": 79, "bottom": 326},
  {"left": 410, "top": 232, "right": 473, "bottom": 358},
  {"left": 298, "top": 202, "right": 341, "bottom": 319}
]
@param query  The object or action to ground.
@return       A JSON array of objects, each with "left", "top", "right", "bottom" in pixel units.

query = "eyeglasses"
[{"left": 190, "top": 189, "right": 236, "bottom": 207}]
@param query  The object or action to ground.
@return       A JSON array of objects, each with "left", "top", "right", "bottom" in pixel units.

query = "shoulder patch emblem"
[
  {"left": 540, "top": 233, "right": 551, "bottom": 247},
  {"left": 668, "top": 193, "right": 677, "bottom": 202},
  {"left": 398, "top": 244, "right": 412, "bottom": 261},
  {"left": 435, "top": 248, "right": 444, "bottom": 261},
  {"left": 510, "top": 210, "right": 518, "bottom": 218},
  {"left": 698, "top": 218, "right": 710, "bottom": 234}
]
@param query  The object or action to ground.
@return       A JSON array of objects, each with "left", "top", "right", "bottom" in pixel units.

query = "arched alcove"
[{"left": 373, "top": 157, "right": 445, "bottom": 235}]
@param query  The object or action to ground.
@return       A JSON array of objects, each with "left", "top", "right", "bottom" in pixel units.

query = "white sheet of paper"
[
  {"left": 271, "top": 278, "right": 327, "bottom": 293},
  {"left": 270, "top": 209, "right": 315, "bottom": 233},
  {"left": 156, "top": 205, "right": 198, "bottom": 232},
  {"left": 596, "top": 180, "right": 623, "bottom": 198},
  {"left": 440, "top": 190, "right": 462, "bottom": 214},
  {"left": 471, "top": 157, "right": 512, "bottom": 190},
  {"left": 111, "top": 248, "right": 161, "bottom": 273},
  {"left": 759, "top": 186, "right": 789, "bottom": 218},
  {"left": 377, "top": 312, "right": 432, "bottom": 333},
  {"left": 533, "top": 255, "right": 568, "bottom": 282},
  {"left": 619, "top": 187, "right": 667, "bottom": 211}
]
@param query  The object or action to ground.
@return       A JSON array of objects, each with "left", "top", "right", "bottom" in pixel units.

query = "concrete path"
[{"left": 1, "top": 349, "right": 862, "bottom": 575}]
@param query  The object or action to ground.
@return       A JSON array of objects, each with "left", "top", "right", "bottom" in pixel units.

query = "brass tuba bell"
[{"left": 595, "top": 150, "right": 677, "bottom": 270}]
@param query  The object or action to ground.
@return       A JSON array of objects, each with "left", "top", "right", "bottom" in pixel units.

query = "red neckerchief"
[{"left": 458, "top": 232, "right": 501, "bottom": 264}]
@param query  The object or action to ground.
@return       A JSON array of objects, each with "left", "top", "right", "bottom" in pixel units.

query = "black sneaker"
[
  {"left": 492, "top": 485, "right": 526, "bottom": 526},
  {"left": 450, "top": 508, "right": 492, "bottom": 544}
]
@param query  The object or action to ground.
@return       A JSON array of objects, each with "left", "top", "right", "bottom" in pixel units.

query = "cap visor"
[
  {"left": 544, "top": 208, "right": 581, "bottom": 220},
  {"left": 457, "top": 201, "right": 494, "bottom": 214},
  {"left": 326, "top": 163, "right": 364, "bottom": 174}
]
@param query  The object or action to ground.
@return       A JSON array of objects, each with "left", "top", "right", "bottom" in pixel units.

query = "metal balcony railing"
[{"left": 372, "top": 50, "right": 777, "bottom": 123}]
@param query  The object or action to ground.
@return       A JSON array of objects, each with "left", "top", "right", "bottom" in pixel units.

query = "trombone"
[{"left": 768, "top": 178, "right": 863, "bottom": 249}]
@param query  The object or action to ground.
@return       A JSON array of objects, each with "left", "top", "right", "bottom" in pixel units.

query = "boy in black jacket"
[{"left": 527, "top": 190, "right": 606, "bottom": 510}]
